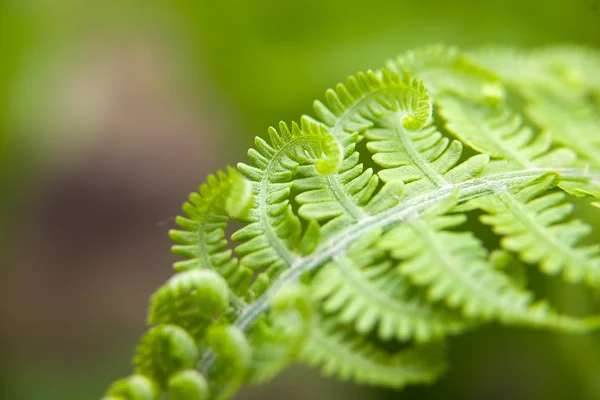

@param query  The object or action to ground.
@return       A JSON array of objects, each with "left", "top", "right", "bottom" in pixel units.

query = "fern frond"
[
  {"left": 387, "top": 45, "right": 504, "bottom": 105},
  {"left": 299, "top": 318, "right": 446, "bottom": 389},
  {"left": 289, "top": 70, "right": 434, "bottom": 241},
  {"left": 310, "top": 69, "right": 432, "bottom": 141},
  {"left": 379, "top": 194, "right": 594, "bottom": 331},
  {"left": 471, "top": 46, "right": 600, "bottom": 168},
  {"left": 472, "top": 47, "right": 579, "bottom": 101},
  {"left": 167, "top": 370, "right": 209, "bottom": 400},
  {"left": 134, "top": 324, "right": 199, "bottom": 388},
  {"left": 525, "top": 95, "right": 600, "bottom": 168},
  {"left": 234, "top": 119, "right": 340, "bottom": 281},
  {"left": 311, "top": 228, "right": 468, "bottom": 342},
  {"left": 473, "top": 45, "right": 600, "bottom": 100},
  {"left": 147, "top": 270, "right": 230, "bottom": 341},
  {"left": 292, "top": 136, "right": 370, "bottom": 227},
  {"left": 438, "top": 96, "right": 577, "bottom": 169},
  {"left": 366, "top": 119, "right": 489, "bottom": 199},
  {"left": 436, "top": 95, "right": 600, "bottom": 198},
  {"left": 104, "top": 375, "right": 159, "bottom": 400},
  {"left": 475, "top": 174, "right": 600, "bottom": 285},
  {"left": 293, "top": 150, "right": 405, "bottom": 239},
  {"left": 532, "top": 45, "right": 600, "bottom": 93},
  {"left": 437, "top": 96, "right": 600, "bottom": 279},
  {"left": 169, "top": 168, "right": 253, "bottom": 298}
]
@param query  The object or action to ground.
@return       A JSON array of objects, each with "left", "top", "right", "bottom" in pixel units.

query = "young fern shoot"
[{"left": 103, "top": 45, "right": 600, "bottom": 400}]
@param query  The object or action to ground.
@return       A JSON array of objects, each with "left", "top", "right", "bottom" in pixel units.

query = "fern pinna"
[{"left": 103, "top": 45, "right": 600, "bottom": 400}]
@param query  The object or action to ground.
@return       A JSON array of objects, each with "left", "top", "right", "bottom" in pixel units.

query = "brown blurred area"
[{"left": 0, "top": 31, "right": 227, "bottom": 396}]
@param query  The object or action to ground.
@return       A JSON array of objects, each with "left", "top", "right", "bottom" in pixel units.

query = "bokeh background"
[{"left": 1, "top": 1, "right": 600, "bottom": 399}]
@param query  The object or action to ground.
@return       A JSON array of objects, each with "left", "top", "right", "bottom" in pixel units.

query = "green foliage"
[{"left": 103, "top": 45, "right": 600, "bottom": 399}]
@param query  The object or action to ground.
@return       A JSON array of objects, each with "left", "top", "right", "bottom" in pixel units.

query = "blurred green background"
[{"left": 1, "top": 1, "right": 600, "bottom": 399}]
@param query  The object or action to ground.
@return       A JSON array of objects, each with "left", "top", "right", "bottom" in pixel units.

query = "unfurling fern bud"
[
  {"left": 224, "top": 167, "right": 254, "bottom": 221},
  {"left": 205, "top": 324, "right": 251, "bottom": 398},
  {"left": 401, "top": 113, "right": 422, "bottom": 131},
  {"left": 104, "top": 374, "right": 159, "bottom": 400},
  {"left": 149, "top": 270, "right": 229, "bottom": 321},
  {"left": 134, "top": 324, "right": 199, "bottom": 388},
  {"left": 206, "top": 325, "right": 251, "bottom": 378},
  {"left": 313, "top": 123, "right": 342, "bottom": 176},
  {"left": 148, "top": 270, "right": 230, "bottom": 340},
  {"left": 168, "top": 370, "right": 210, "bottom": 400}
]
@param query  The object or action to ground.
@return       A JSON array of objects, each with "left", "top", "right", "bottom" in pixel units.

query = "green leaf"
[
  {"left": 134, "top": 325, "right": 199, "bottom": 388},
  {"left": 105, "top": 375, "right": 159, "bottom": 400},
  {"left": 475, "top": 174, "right": 600, "bottom": 285},
  {"left": 148, "top": 270, "right": 230, "bottom": 340},
  {"left": 169, "top": 168, "right": 253, "bottom": 297},
  {"left": 312, "top": 233, "right": 468, "bottom": 343},
  {"left": 380, "top": 199, "right": 595, "bottom": 331},
  {"left": 167, "top": 370, "right": 209, "bottom": 400},
  {"left": 205, "top": 324, "right": 251, "bottom": 399},
  {"left": 387, "top": 45, "right": 503, "bottom": 104},
  {"left": 300, "top": 318, "right": 447, "bottom": 389},
  {"left": 366, "top": 119, "right": 488, "bottom": 199}
]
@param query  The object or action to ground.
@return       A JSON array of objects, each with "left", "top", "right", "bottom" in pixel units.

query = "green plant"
[{"left": 102, "top": 45, "right": 600, "bottom": 400}]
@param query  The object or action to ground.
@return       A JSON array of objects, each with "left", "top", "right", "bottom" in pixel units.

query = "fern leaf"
[
  {"left": 438, "top": 96, "right": 600, "bottom": 283},
  {"left": 475, "top": 174, "right": 600, "bottom": 285},
  {"left": 532, "top": 45, "right": 600, "bottom": 94},
  {"left": 473, "top": 45, "right": 600, "bottom": 100},
  {"left": 294, "top": 70, "right": 432, "bottom": 238},
  {"left": 366, "top": 117, "right": 489, "bottom": 199},
  {"left": 311, "top": 230, "right": 468, "bottom": 342},
  {"left": 234, "top": 119, "right": 340, "bottom": 279},
  {"left": 436, "top": 95, "right": 600, "bottom": 198},
  {"left": 471, "top": 47, "right": 600, "bottom": 168},
  {"left": 167, "top": 370, "right": 210, "bottom": 400},
  {"left": 105, "top": 375, "right": 159, "bottom": 400},
  {"left": 293, "top": 147, "right": 400, "bottom": 239},
  {"left": 203, "top": 324, "right": 251, "bottom": 399},
  {"left": 438, "top": 96, "right": 577, "bottom": 169},
  {"left": 134, "top": 324, "right": 199, "bottom": 388},
  {"left": 525, "top": 95, "right": 600, "bottom": 168},
  {"left": 147, "top": 270, "right": 230, "bottom": 341},
  {"left": 387, "top": 45, "right": 504, "bottom": 105},
  {"left": 471, "top": 47, "right": 580, "bottom": 101},
  {"left": 310, "top": 69, "right": 432, "bottom": 142},
  {"left": 379, "top": 195, "right": 594, "bottom": 331},
  {"left": 299, "top": 318, "right": 446, "bottom": 389},
  {"left": 293, "top": 136, "right": 370, "bottom": 226},
  {"left": 169, "top": 168, "right": 253, "bottom": 297}
]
